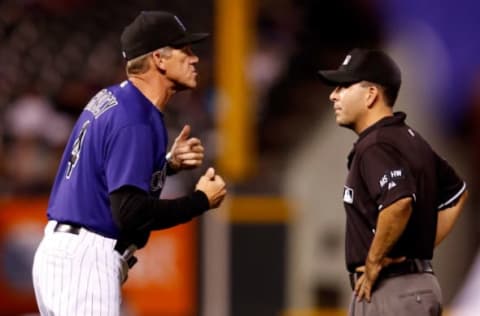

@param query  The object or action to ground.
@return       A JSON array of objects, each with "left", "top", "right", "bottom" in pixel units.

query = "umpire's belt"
[
  {"left": 349, "top": 258, "right": 433, "bottom": 290},
  {"left": 53, "top": 222, "right": 137, "bottom": 268}
]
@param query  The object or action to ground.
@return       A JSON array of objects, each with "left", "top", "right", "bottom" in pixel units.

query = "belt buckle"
[
  {"left": 54, "top": 222, "right": 81, "bottom": 235},
  {"left": 120, "top": 245, "right": 138, "bottom": 268},
  {"left": 413, "top": 259, "right": 433, "bottom": 274}
]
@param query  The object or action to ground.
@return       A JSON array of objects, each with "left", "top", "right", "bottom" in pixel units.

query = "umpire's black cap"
[
  {"left": 317, "top": 48, "right": 401, "bottom": 90},
  {"left": 121, "top": 11, "right": 209, "bottom": 61}
]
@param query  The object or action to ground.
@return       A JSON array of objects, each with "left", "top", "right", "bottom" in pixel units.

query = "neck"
[
  {"left": 128, "top": 74, "right": 176, "bottom": 111},
  {"left": 355, "top": 102, "right": 393, "bottom": 135}
]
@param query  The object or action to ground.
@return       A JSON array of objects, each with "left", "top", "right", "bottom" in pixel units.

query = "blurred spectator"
[
  {"left": 249, "top": 1, "right": 299, "bottom": 117},
  {"left": 2, "top": 91, "right": 72, "bottom": 194}
]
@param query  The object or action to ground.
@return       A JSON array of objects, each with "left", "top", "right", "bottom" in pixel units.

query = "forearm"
[
  {"left": 110, "top": 185, "right": 210, "bottom": 232},
  {"left": 435, "top": 190, "right": 468, "bottom": 247},
  {"left": 367, "top": 197, "right": 413, "bottom": 265}
]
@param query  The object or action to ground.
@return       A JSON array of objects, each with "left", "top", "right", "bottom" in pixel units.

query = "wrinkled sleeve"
[{"left": 360, "top": 144, "right": 416, "bottom": 211}]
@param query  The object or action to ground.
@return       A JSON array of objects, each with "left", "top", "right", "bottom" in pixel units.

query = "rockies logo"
[{"left": 150, "top": 165, "right": 167, "bottom": 197}]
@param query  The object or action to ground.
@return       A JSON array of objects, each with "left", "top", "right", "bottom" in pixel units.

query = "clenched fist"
[{"left": 195, "top": 167, "right": 227, "bottom": 209}]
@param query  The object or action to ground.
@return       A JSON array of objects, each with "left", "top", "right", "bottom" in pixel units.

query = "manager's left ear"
[{"left": 152, "top": 50, "right": 167, "bottom": 74}]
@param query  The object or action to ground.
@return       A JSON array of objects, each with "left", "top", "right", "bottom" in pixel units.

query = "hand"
[
  {"left": 168, "top": 125, "right": 204, "bottom": 171},
  {"left": 195, "top": 167, "right": 227, "bottom": 209},
  {"left": 354, "top": 256, "right": 406, "bottom": 302}
]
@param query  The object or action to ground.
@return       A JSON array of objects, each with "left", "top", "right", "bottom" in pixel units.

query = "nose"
[
  {"left": 329, "top": 87, "right": 340, "bottom": 102},
  {"left": 190, "top": 54, "right": 199, "bottom": 64},
  {"left": 184, "top": 46, "right": 199, "bottom": 63}
]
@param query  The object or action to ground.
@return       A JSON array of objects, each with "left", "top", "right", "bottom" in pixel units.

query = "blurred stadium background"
[{"left": 0, "top": 0, "right": 479, "bottom": 315}]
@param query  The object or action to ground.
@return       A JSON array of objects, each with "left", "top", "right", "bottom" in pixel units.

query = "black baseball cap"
[
  {"left": 317, "top": 48, "right": 401, "bottom": 90},
  {"left": 121, "top": 11, "right": 209, "bottom": 61}
]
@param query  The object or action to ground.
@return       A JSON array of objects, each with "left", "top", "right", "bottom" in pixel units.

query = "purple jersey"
[{"left": 47, "top": 80, "right": 168, "bottom": 239}]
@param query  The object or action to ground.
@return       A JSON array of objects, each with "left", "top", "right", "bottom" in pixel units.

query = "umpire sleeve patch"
[{"left": 379, "top": 169, "right": 405, "bottom": 190}]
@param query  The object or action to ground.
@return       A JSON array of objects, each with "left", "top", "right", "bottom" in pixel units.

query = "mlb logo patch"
[{"left": 343, "top": 186, "right": 354, "bottom": 204}]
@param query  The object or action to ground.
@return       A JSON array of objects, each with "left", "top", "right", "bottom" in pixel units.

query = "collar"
[
  {"left": 346, "top": 112, "right": 406, "bottom": 169},
  {"left": 126, "top": 80, "right": 164, "bottom": 116},
  {"left": 357, "top": 112, "right": 406, "bottom": 141}
]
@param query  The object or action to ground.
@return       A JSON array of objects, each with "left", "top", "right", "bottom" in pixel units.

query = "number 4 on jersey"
[{"left": 66, "top": 120, "right": 91, "bottom": 179}]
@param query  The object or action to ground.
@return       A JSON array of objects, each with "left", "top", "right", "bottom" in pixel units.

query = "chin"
[
  {"left": 336, "top": 118, "right": 351, "bottom": 128},
  {"left": 174, "top": 81, "right": 196, "bottom": 91}
]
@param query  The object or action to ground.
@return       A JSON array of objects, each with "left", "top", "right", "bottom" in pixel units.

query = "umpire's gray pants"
[{"left": 349, "top": 273, "right": 442, "bottom": 316}]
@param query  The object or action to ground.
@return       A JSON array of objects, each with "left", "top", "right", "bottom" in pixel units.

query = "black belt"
[
  {"left": 54, "top": 222, "right": 81, "bottom": 234},
  {"left": 349, "top": 259, "right": 434, "bottom": 290},
  {"left": 53, "top": 222, "right": 137, "bottom": 268}
]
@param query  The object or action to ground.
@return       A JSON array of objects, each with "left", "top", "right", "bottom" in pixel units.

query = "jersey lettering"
[
  {"left": 66, "top": 120, "right": 90, "bottom": 179},
  {"left": 85, "top": 89, "right": 118, "bottom": 119}
]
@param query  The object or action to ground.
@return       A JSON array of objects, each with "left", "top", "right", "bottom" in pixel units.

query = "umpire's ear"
[{"left": 364, "top": 83, "right": 380, "bottom": 109}]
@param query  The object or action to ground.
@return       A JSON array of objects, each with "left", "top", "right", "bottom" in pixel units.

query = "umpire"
[{"left": 317, "top": 48, "right": 468, "bottom": 315}]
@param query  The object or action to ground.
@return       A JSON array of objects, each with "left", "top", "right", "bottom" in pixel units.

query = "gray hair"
[{"left": 125, "top": 47, "right": 173, "bottom": 75}]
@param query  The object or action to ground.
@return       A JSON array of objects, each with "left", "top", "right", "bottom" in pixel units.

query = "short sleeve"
[
  {"left": 435, "top": 152, "right": 466, "bottom": 210},
  {"left": 105, "top": 124, "right": 155, "bottom": 193},
  {"left": 360, "top": 144, "right": 416, "bottom": 211}
]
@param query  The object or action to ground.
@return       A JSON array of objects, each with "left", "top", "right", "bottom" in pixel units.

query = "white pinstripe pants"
[{"left": 32, "top": 221, "right": 128, "bottom": 316}]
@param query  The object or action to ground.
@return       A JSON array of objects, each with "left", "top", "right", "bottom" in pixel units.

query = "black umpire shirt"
[{"left": 343, "top": 112, "right": 466, "bottom": 272}]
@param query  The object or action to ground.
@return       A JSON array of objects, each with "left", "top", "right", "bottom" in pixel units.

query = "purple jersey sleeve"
[{"left": 105, "top": 124, "right": 155, "bottom": 193}]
